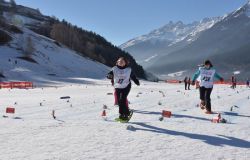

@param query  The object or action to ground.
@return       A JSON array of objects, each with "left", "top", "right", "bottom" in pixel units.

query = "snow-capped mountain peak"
[
  {"left": 120, "top": 16, "right": 221, "bottom": 65},
  {"left": 244, "top": 0, "right": 250, "bottom": 17},
  {"left": 120, "top": 21, "right": 197, "bottom": 49},
  {"left": 120, "top": 16, "right": 221, "bottom": 50},
  {"left": 225, "top": 1, "right": 250, "bottom": 19}
]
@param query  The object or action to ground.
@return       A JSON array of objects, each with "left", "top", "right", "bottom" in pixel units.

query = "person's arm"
[
  {"left": 215, "top": 72, "right": 224, "bottom": 81},
  {"left": 192, "top": 70, "right": 200, "bottom": 82},
  {"left": 130, "top": 71, "right": 140, "bottom": 86}
]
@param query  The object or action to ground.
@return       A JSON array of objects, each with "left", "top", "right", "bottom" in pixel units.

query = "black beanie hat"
[{"left": 204, "top": 60, "right": 213, "bottom": 67}]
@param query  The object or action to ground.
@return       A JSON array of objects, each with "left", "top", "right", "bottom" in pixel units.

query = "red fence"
[
  {"left": 213, "top": 81, "right": 246, "bottom": 85},
  {"left": 0, "top": 82, "right": 33, "bottom": 89},
  {"left": 166, "top": 80, "right": 182, "bottom": 84},
  {"left": 166, "top": 80, "right": 246, "bottom": 85}
]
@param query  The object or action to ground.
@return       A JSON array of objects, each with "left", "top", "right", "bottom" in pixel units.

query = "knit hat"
[{"left": 204, "top": 60, "right": 213, "bottom": 67}]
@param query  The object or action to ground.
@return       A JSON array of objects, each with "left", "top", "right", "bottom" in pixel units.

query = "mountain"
[
  {"left": 120, "top": 18, "right": 221, "bottom": 65},
  {"left": 149, "top": 1, "right": 250, "bottom": 80},
  {"left": 0, "top": 0, "right": 146, "bottom": 81},
  {"left": 121, "top": 1, "right": 250, "bottom": 80}
]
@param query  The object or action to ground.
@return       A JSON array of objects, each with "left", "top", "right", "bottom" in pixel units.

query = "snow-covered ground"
[{"left": 0, "top": 80, "right": 250, "bottom": 160}]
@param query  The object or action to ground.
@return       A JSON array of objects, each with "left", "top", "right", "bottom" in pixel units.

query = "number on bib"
[
  {"left": 203, "top": 76, "right": 211, "bottom": 82},
  {"left": 118, "top": 79, "right": 124, "bottom": 84}
]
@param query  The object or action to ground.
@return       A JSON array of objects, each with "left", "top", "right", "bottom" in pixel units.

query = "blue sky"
[{"left": 14, "top": 0, "right": 248, "bottom": 46}]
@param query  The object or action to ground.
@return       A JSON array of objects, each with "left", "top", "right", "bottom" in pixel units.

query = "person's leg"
[
  {"left": 117, "top": 84, "right": 131, "bottom": 119},
  {"left": 120, "top": 84, "right": 131, "bottom": 118},
  {"left": 205, "top": 88, "right": 213, "bottom": 112},
  {"left": 199, "top": 87, "right": 206, "bottom": 108},
  {"left": 114, "top": 90, "right": 118, "bottom": 105},
  {"left": 185, "top": 83, "right": 187, "bottom": 90},
  {"left": 115, "top": 88, "right": 123, "bottom": 116},
  {"left": 126, "top": 99, "right": 129, "bottom": 109}
]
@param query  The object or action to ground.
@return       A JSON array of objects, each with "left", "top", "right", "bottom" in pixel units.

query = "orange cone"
[
  {"left": 162, "top": 110, "right": 171, "bottom": 118},
  {"left": 218, "top": 113, "right": 221, "bottom": 120},
  {"left": 211, "top": 113, "right": 221, "bottom": 123},
  {"left": 101, "top": 110, "right": 106, "bottom": 117}
]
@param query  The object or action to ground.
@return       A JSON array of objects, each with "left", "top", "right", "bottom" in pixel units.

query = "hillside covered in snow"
[
  {"left": 0, "top": 11, "right": 109, "bottom": 86},
  {"left": 0, "top": 0, "right": 146, "bottom": 85},
  {"left": 0, "top": 29, "right": 109, "bottom": 86}
]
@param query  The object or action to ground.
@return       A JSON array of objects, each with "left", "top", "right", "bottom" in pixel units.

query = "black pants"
[
  {"left": 233, "top": 83, "right": 236, "bottom": 89},
  {"left": 199, "top": 87, "right": 213, "bottom": 112},
  {"left": 185, "top": 82, "right": 188, "bottom": 90},
  {"left": 115, "top": 83, "right": 131, "bottom": 117}
]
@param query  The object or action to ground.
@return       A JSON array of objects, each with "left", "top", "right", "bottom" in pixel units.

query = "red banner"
[{"left": 0, "top": 82, "right": 33, "bottom": 89}]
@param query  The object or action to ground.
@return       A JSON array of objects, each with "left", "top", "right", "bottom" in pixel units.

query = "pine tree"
[
  {"left": 10, "top": 0, "right": 16, "bottom": 8},
  {"left": 0, "top": 0, "right": 3, "bottom": 16},
  {"left": 0, "top": 8, "right": 2, "bottom": 17}
]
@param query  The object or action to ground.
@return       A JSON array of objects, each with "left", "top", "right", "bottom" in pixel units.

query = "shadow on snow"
[
  {"left": 133, "top": 110, "right": 211, "bottom": 122},
  {"left": 223, "top": 112, "right": 250, "bottom": 118},
  {"left": 130, "top": 122, "right": 250, "bottom": 148}
]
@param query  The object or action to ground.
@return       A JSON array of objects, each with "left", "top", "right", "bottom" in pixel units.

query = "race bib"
[
  {"left": 199, "top": 68, "right": 215, "bottom": 88},
  {"left": 112, "top": 66, "right": 131, "bottom": 88}
]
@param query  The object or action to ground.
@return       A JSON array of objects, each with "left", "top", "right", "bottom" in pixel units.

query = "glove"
[
  {"left": 191, "top": 81, "right": 195, "bottom": 86},
  {"left": 135, "top": 80, "right": 140, "bottom": 86},
  {"left": 137, "top": 82, "right": 140, "bottom": 86},
  {"left": 106, "top": 74, "right": 113, "bottom": 79}
]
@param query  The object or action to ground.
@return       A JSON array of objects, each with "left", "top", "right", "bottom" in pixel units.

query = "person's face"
[
  {"left": 117, "top": 59, "right": 126, "bottom": 67},
  {"left": 205, "top": 64, "right": 210, "bottom": 69}
]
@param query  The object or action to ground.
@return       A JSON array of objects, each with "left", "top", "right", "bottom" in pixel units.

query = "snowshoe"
[
  {"left": 205, "top": 110, "right": 213, "bottom": 114},
  {"left": 115, "top": 110, "right": 133, "bottom": 123}
]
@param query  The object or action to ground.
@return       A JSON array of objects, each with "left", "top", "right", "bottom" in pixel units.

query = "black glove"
[
  {"left": 106, "top": 74, "right": 113, "bottom": 79},
  {"left": 191, "top": 81, "right": 195, "bottom": 86},
  {"left": 134, "top": 79, "right": 140, "bottom": 86},
  {"left": 136, "top": 81, "right": 140, "bottom": 86}
]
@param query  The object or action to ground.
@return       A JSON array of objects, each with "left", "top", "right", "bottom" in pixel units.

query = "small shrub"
[{"left": 0, "top": 30, "right": 12, "bottom": 45}]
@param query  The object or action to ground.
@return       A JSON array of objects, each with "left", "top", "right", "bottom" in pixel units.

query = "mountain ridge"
[{"left": 121, "top": 1, "right": 250, "bottom": 80}]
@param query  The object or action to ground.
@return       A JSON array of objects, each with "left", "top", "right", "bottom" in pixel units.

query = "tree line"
[{"left": 48, "top": 20, "right": 145, "bottom": 78}]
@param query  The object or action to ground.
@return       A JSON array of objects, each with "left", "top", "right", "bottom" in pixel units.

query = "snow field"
[{"left": 0, "top": 81, "right": 250, "bottom": 160}]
